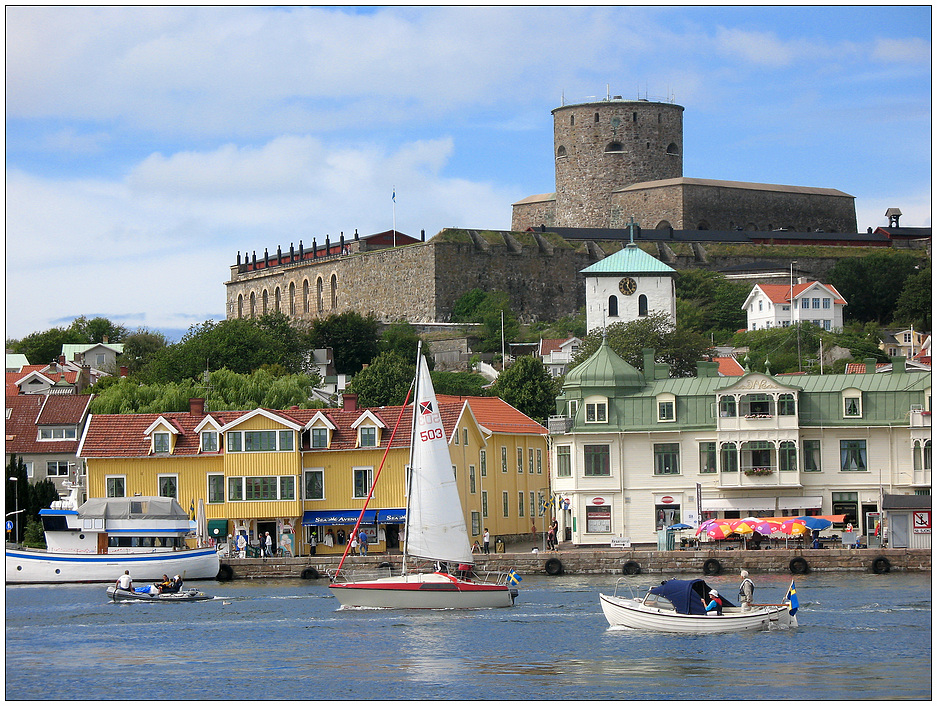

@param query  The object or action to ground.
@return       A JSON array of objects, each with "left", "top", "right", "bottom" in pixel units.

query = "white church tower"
[{"left": 581, "top": 237, "right": 677, "bottom": 333}]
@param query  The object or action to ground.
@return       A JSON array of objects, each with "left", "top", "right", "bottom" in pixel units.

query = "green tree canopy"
[
  {"left": 117, "top": 328, "right": 169, "bottom": 374},
  {"left": 570, "top": 313, "right": 714, "bottom": 378},
  {"left": 430, "top": 371, "right": 490, "bottom": 397},
  {"left": 344, "top": 351, "right": 414, "bottom": 408},
  {"left": 827, "top": 251, "right": 924, "bottom": 324},
  {"left": 380, "top": 321, "right": 432, "bottom": 369},
  {"left": 674, "top": 269, "right": 749, "bottom": 340},
  {"left": 308, "top": 311, "right": 380, "bottom": 375},
  {"left": 489, "top": 355, "right": 558, "bottom": 422},
  {"left": 891, "top": 265, "right": 932, "bottom": 331}
]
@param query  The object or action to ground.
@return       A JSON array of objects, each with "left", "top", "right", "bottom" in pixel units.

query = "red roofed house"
[
  {"left": 743, "top": 280, "right": 847, "bottom": 332},
  {"left": 5, "top": 393, "right": 94, "bottom": 494},
  {"left": 78, "top": 395, "right": 548, "bottom": 558},
  {"left": 539, "top": 337, "right": 582, "bottom": 378}
]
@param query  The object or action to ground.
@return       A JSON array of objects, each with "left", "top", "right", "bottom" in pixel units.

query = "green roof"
[
  {"left": 563, "top": 339, "right": 644, "bottom": 391},
  {"left": 580, "top": 242, "right": 675, "bottom": 276}
]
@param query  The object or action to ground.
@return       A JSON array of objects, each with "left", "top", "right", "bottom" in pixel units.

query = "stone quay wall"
[{"left": 217, "top": 547, "right": 929, "bottom": 581}]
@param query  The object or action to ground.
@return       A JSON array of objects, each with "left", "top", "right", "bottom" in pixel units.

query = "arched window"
[
  {"left": 288, "top": 282, "right": 295, "bottom": 315},
  {"left": 274, "top": 287, "right": 281, "bottom": 313},
  {"left": 570, "top": 114, "right": 574, "bottom": 126},
  {"left": 237, "top": 294, "right": 243, "bottom": 319},
  {"left": 330, "top": 274, "right": 337, "bottom": 309},
  {"left": 638, "top": 294, "right": 648, "bottom": 317},
  {"left": 302, "top": 280, "right": 309, "bottom": 313},
  {"left": 316, "top": 277, "right": 324, "bottom": 313},
  {"left": 697, "top": 221, "right": 710, "bottom": 231},
  {"left": 605, "top": 142, "right": 624, "bottom": 153},
  {"left": 262, "top": 289, "right": 268, "bottom": 315},
  {"left": 655, "top": 221, "right": 672, "bottom": 230},
  {"left": 556, "top": 145, "right": 567, "bottom": 158},
  {"left": 608, "top": 295, "right": 618, "bottom": 318},
  {"left": 666, "top": 143, "right": 679, "bottom": 155},
  {"left": 249, "top": 292, "right": 256, "bottom": 318}
]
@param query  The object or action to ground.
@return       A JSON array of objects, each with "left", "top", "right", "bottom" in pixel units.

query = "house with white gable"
[
  {"left": 539, "top": 337, "right": 582, "bottom": 378},
  {"left": 743, "top": 280, "right": 846, "bottom": 332}
]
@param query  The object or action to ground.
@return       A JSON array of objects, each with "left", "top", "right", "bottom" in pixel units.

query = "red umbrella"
[{"left": 780, "top": 518, "right": 808, "bottom": 536}]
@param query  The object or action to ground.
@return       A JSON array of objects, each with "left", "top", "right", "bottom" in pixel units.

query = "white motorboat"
[
  {"left": 329, "top": 349, "right": 518, "bottom": 609},
  {"left": 6, "top": 482, "right": 221, "bottom": 584},
  {"left": 599, "top": 578, "right": 798, "bottom": 633},
  {"left": 106, "top": 585, "right": 214, "bottom": 602}
]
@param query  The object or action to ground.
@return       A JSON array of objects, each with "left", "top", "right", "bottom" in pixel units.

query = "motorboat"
[
  {"left": 6, "top": 482, "right": 221, "bottom": 584},
  {"left": 599, "top": 577, "right": 797, "bottom": 633},
  {"left": 107, "top": 585, "right": 213, "bottom": 602},
  {"left": 329, "top": 348, "right": 518, "bottom": 609}
]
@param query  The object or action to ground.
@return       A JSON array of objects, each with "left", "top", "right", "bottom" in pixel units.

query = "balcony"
[
  {"left": 548, "top": 416, "right": 573, "bottom": 434},
  {"left": 719, "top": 467, "right": 802, "bottom": 489}
]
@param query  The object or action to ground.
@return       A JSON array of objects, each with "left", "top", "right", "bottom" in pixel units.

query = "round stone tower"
[{"left": 552, "top": 97, "right": 684, "bottom": 228}]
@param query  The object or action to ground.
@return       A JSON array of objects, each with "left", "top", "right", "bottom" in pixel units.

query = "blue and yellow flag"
[
  {"left": 786, "top": 580, "right": 799, "bottom": 615},
  {"left": 507, "top": 569, "right": 522, "bottom": 585}
]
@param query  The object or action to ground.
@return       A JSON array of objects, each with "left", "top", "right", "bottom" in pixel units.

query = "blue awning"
[
  {"left": 377, "top": 509, "right": 407, "bottom": 524},
  {"left": 301, "top": 510, "right": 376, "bottom": 526}
]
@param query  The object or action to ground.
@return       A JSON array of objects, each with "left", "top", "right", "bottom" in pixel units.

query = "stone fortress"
[{"left": 226, "top": 92, "right": 910, "bottom": 331}]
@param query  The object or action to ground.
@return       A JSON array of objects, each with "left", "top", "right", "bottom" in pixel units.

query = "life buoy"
[
  {"left": 871, "top": 556, "right": 891, "bottom": 574},
  {"left": 789, "top": 557, "right": 810, "bottom": 575},
  {"left": 301, "top": 567, "right": 320, "bottom": 580},
  {"left": 622, "top": 560, "right": 641, "bottom": 576},
  {"left": 702, "top": 558, "right": 722, "bottom": 576},
  {"left": 216, "top": 564, "right": 233, "bottom": 581},
  {"left": 545, "top": 558, "right": 564, "bottom": 576}
]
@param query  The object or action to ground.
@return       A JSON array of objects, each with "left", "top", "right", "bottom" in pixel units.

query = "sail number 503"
[{"left": 420, "top": 428, "right": 444, "bottom": 442}]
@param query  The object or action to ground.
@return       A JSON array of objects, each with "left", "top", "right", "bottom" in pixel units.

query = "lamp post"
[
  {"left": 790, "top": 261, "right": 802, "bottom": 371},
  {"left": 9, "top": 477, "right": 18, "bottom": 544}
]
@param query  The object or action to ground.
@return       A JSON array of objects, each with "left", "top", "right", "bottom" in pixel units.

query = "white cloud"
[{"left": 872, "top": 37, "right": 931, "bottom": 64}]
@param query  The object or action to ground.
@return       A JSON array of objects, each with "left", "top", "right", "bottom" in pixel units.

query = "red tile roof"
[
  {"left": 713, "top": 356, "right": 745, "bottom": 376},
  {"left": 437, "top": 395, "right": 548, "bottom": 435},
  {"left": 5, "top": 394, "right": 93, "bottom": 455},
  {"left": 756, "top": 282, "right": 846, "bottom": 305}
]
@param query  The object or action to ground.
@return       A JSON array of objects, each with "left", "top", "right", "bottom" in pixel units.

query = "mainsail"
[{"left": 404, "top": 355, "right": 474, "bottom": 566}]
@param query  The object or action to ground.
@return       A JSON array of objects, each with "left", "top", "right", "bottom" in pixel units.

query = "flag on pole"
[
  {"left": 392, "top": 189, "right": 396, "bottom": 203},
  {"left": 785, "top": 580, "right": 799, "bottom": 615},
  {"left": 507, "top": 569, "right": 522, "bottom": 585}
]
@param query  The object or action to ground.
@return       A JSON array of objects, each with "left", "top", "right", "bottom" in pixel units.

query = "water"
[{"left": 5, "top": 572, "right": 931, "bottom": 700}]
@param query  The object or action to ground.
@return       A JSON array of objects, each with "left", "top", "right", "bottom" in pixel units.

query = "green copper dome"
[{"left": 563, "top": 338, "right": 644, "bottom": 391}]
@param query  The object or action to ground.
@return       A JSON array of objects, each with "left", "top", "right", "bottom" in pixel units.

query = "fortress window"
[
  {"left": 274, "top": 287, "right": 281, "bottom": 313},
  {"left": 608, "top": 295, "right": 618, "bottom": 317},
  {"left": 658, "top": 112, "right": 661, "bottom": 123},
  {"left": 632, "top": 111, "right": 637, "bottom": 122},
  {"left": 316, "top": 278, "right": 324, "bottom": 313},
  {"left": 262, "top": 289, "right": 269, "bottom": 315},
  {"left": 666, "top": 143, "right": 679, "bottom": 155},
  {"left": 696, "top": 221, "right": 710, "bottom": 231},
  {"left": 604, "top": 142, "right": 624, "bottom": 153},
  {"left": 330, "top": 274, "right": 338, "bottom": 309},
  {"left": 570, "top": 114, "right": 574, "bottom": 126},
  {"left": 638, "top": 294, "right": 648, "bottom": 317},
  {"left": 594, "top": 112, "right": 599, "bottom": 123},
  {"left": 250, "top": 292, "right": 256, "bottom": 318},
  {"left": 237, "top": 294, "right": 243, "bottom": 319},
  {"left": 289, "top": 282, "right": 295, "bottom": 315},
  {"left": 302, "top": 280, "right": 309, "bottom": 313},
  {"left": 556, "top": 145, "right": 567, "bottom": 158}
]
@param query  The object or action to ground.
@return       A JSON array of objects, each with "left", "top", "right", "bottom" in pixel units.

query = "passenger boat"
[
  {"left": 106, "top": 585, "right": 214, "bottom": 602},
  {"left": 6, "top": 482, "right": 221, "bottom": 584},
  {"left": 599, "top": 578, "right": 798, "bottom": 633},
  {"left": 329, "top": 349, "right": 518, "bottom": 609}
]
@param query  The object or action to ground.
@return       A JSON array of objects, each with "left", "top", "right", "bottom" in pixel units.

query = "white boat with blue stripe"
[{"left": 6, "top": 483, "right": 220, "bottom": 584}]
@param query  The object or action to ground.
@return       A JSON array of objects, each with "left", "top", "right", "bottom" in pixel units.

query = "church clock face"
[{"left": 618, "top": 277, "right": 637, "bottom": 295}]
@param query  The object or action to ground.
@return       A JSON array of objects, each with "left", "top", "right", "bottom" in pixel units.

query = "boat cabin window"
[
  {"left": 108, "top": 536, "right": 183, "bottom": 549},
  {"left": 643, "top": 593, "right": 675, "bottom": 611},
  {"left": 41, "top": 515, "right": 69, "bottom": 532}
]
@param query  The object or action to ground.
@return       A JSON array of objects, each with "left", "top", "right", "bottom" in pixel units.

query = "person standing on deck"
[{"left": 738, "top": 570, "right": 755, "bottom": 612}]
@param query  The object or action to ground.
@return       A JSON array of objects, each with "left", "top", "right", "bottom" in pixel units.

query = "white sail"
[{"left": 405, "top": 355, "right": 474, "bottom": 565}]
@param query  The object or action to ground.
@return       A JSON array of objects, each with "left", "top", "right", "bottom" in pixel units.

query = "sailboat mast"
[{"left": 401, "top": 340, "right": 422, "bottom": 574}]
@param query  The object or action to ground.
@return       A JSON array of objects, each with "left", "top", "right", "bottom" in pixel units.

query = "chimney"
[
  {"left": 120, "top": 366, "right": 129, "bottom": 378},
  {"left": 189, "top": 398, "right": 205, "bottom": 416},
  {"left": 342, "top": 393, "right": 358, "bottom": 411},
  {"left": 59, "top": 355, "right": 66, "bottom": 365},
  {"left": 642, "top": 348, "right": 656, "bottom": 380},
  {"left": 864, "top": 358, "right": 877, "bottom": 374},
  {"left": 891, "top": 356, "right": 907, "bottom": 374},
  {"left": 103, "top": 335, "right": 109, "bottom": 344}
]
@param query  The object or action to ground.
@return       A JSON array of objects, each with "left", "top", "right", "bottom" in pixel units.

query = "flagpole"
[{"left": 392, "top": 186, "right": 397, "bottom": 247}]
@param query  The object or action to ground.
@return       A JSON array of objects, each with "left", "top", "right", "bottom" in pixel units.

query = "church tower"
[{"left": 552, "top": 96, "right": 684, "bottom": 228}]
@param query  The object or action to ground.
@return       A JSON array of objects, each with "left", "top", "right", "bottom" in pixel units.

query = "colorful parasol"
[
  {"left": 797, "top": 516, "right": 833, "bottom": 531},
  {"left": 753, "top": 519, "right": 783, "bottom": 535},
  {"left": 780, "top": 518, "right": 808, "bottom": 536}
]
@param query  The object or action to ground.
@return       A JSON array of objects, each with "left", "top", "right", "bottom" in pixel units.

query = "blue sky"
[{"left": 5, "top": 5, "right": 931, "bottom": 342}]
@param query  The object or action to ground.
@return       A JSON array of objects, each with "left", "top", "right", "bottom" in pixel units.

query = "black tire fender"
[
  {"left": 789, "top": 557, "right": 810, "bottom": 575},
  {"left": 702, "top": 558, "right": 722, "bottom": 576},
  {"left": 622, "top": 560, "right": 641, "bottom": 576},
  {"left": 301, "top": 567, "right": 320, "bottom": 580},
  {"left": 216, "top": 564, "right": 234, "bottom": 582},
  {"left": 545, "top": 558, "right": 564, "bottom": 576},
  {"left": 871, "top": 556, "right": 891, "bottom": 574}
]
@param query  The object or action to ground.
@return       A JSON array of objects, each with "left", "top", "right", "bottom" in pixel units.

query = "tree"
[
  {"left": 569, "top": 313, "right": 714, "bottom": 378},
  {"left": 117, "top": 328, "right": 169, "bottom": 374},
  {"left": 489, "top": 355, "right": 558, "bottom": 422},
  {"left": 451, "top": 288, "right": 490, "bottom": 322},
  {"left": 430, "top": 371, "right": 490, "bottom": 397},
  {"left": 674, "top": 269, "right": 749, "bottom": 340},
  {"left": 891, "top": 266, "right": 932, "bottom": 332},
  {"left": 827, "top": 251, "right": 923, "bottom": 324},
  {"left": 10, "top": 326, "right": 74, "bottom": 366},
  {"left": 69, "top": 316, "right": 128, "bottom": 344},
  {"left": 380, "top": 321, "right": 432, "bottom": 369},
  {"left": 308, "top": 311, "right": 380, "bottom": 376},
  {"left": 6, "top": 455, "right": 29, "bottom": 544},
  {"left": 345, "top": 351, "right": 414, "bottom": 407}
]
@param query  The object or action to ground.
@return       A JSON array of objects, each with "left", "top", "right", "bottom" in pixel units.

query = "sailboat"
[{"left": 328, "top": 351, "right": 518, "bottom": 609}]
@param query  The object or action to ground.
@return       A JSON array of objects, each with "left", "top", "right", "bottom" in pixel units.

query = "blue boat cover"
[{"left": 649, "top": 579, "right": 737, "bottom": 615}]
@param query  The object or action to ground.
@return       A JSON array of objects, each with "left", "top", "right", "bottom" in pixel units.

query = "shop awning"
[
  {"left": 302, "top": 510, "right": 376, "bottom": 526},
  {"left": 207, "top": 519, "right": 228, "bottom": 539},
  {"left": 377, "top": 508, "right": 407, "bottom": 524},
  {"left": 777, "top": 496, "right": 823, "bottom": 510},
  {"left": 701, "top": 497, "right": 776, "bottom": 512}
]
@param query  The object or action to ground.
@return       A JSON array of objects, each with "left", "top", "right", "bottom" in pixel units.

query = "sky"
[{"left": 5, "top": 5, "right": 932, "bottom": 343}]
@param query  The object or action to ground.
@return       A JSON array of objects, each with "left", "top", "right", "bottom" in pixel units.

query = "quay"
[{"left": 216, "top": 546, "right": 930, "bottom": 581}]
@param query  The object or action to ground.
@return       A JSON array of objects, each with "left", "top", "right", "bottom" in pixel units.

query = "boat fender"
[
  {"left": 622, "top": 560, "right": 641, "bottom": 575},
  {"left": 216, "top": 564, "right": 234, "bottom": 582},
  {"left": 702, "top": 558, "right": 722, "bottom": 576},
  {"left": 871, "top": 556, "right": 891, "bottom": 574},
  {"left": 301, "top": 567, "right": 320, "bottom": 580},
  {"left": 545, "top": 558, "right": 564, "bottom": 576},
  {"left": 789, "top": 557, "right": 810, "bottom": 575},
  {"left": 378, "top": 562, "right": 393, "bottom": 569}
]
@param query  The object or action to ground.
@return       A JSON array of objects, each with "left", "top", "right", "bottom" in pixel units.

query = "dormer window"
[
  {"left": 843, "top": 391, "right": 862, "bottom": 418},
  {"left": 585, "top": 399, "right": 607, "bottom": 423},
  {"left": 153, "top": 432, "right": 170, "bottom": 453},
  {"left": 201, "top": 431, "right": 218, "bottom": 452},
  {"left": 657, "top": 393, "right": 676, "bottom": 422},
  {"left": 359, "top": 426, "right": 377, "bottom": 447},
  {"left": 311, "top": 427, "right": 329, "bottom": 449}
]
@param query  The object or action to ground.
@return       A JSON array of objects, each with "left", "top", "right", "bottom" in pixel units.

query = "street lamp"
[{"left": 9, "top": 477, "right": 18, "bottom": 544}]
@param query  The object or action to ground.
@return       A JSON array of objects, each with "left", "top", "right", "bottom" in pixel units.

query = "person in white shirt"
[{"left": 115, "top": 570, "right": 133, "bottom": 591}]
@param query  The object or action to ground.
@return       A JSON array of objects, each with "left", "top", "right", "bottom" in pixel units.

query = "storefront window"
[
  {"left": 586, "top": 505, "right": 611, "bottom": 533},
  {"left": 655, "top": 504, "right": 681, "bottom": 530}
]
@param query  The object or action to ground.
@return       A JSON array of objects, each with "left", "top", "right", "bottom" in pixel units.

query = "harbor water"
[{"left": 5, "top": 572, "right": 931, "bottom": 700}]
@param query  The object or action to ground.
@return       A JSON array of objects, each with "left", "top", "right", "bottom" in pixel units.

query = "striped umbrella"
[
  {"left": 753, "top": 519, "right": 783, "bottom": 535},
  {"left": 780, "top": 518, "right": 808, "bottom": 536}
]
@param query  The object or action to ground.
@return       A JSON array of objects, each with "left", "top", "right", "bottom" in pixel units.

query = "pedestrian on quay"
[
  {"left": 483, "top": 528, "right": 490, "bottom": 554},
  {"left": 359, "top": 529, "right": 369, "bottom": 556},
  {"left": 264, "top": 531, "right": 274, "bottom": 557}
]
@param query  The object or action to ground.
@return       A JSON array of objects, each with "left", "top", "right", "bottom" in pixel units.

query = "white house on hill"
[{"left": 744, "top": 280, "right": 846, "bottom": 332}]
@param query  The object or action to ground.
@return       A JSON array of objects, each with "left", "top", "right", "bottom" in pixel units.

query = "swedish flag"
[
  {"left": 786, "top": 580, "right": 799, "bottom": 616},
  {"left": 507, "top": 569, "right": 522, "bottom": 585}
]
